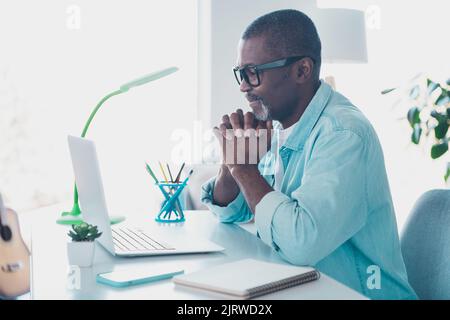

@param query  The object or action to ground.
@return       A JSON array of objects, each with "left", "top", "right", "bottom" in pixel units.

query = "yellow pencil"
[{"left": 158, "top": 161, "right": 169, "bottom": 183}]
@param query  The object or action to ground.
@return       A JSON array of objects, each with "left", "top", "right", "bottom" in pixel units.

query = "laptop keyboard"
[{"left": 112, "top": 228, "right": 175, "bottom": 252}]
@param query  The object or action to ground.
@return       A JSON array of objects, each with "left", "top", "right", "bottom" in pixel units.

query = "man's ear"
[{"left": 294, "top": 58, "right": 314, "bottom": 84}]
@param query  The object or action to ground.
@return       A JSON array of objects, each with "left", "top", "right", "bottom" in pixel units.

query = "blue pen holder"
[{"left": 155, "top": 182, "right": 186, "bottom": 223}]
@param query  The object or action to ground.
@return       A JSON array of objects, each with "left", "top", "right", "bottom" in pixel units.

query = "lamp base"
[
  {"left": 56, "top": 214, "right": 125, "bottom": 225},
  {"left": 58, "top": 203, "right": 125, "bottom": 225}
]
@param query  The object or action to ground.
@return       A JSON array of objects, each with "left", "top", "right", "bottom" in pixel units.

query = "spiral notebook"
[{"left": 172, "top": 259, "right": 320, "bottom": 299}]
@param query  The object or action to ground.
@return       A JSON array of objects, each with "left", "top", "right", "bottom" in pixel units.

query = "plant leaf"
[
  {"left": 68, "top": 231, "right": 77, "bottom": 240},
  {"left": 409, "top": 85, "right": 420, "bottom": 99},
  {"left": 445, "top": 163, "right": 450, "bottom": 182},
  {"left": 381, "top": 87, "right": 396, "bottom": 95},
  {"left": 411, "top": 124, "right": 422, "bottom": 144},
  {"left": 68, "top": 222, "right": 102, "bottom": 241},
  {"left": 434, "top": 121, "right": 449, "bottom": 139},
  {"left": 427, "top": 78, "right": 440, "bottom": 95},
  {"left": 435, "top": 89, "right": 449, "bottom": 106},
  {"left": 430, "top": 110, "right": 446, "bottom": 121},
  {"left": 407, "top": 107, "right": 421, "bottom": 127},
  {"left": 431, "top": 142, "right": 448, "bottom": 159}
]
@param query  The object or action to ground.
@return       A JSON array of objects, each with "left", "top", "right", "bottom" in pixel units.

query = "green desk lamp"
[{"left": 57, "top": 67, "right": 179, "bottom": 225}]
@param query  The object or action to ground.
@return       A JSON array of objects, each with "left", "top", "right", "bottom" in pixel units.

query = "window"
[{"left": 0, "top": 1, "right": 198, "bottom": 213}]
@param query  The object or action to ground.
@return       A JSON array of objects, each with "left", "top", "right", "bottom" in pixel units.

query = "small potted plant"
[{"left": 67, "top": 223, "right": 102, "bottom": 267}]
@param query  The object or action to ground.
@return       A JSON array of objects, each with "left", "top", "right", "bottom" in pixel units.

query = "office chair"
[{"left": 400, "top": 189, "right": 450, "bottom": 299}]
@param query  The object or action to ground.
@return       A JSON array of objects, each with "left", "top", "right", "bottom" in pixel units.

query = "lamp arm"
[
  {"left": 71, "top": 89, "right": 124, "bottom": 213},
  {"left": 81, "top": 89, "right": 123, "bottom": 137}
]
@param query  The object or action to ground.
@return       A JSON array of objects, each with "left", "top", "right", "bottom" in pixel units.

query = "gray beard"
[{"left": 254, "top": 100, "right": 270, "bottom": 121}]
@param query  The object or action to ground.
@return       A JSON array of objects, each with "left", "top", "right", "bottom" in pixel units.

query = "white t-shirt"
[{"left": 274, "top": 123, "right": 296, "bottom": 191}]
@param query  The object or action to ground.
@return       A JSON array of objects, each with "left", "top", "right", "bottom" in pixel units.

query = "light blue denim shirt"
[{"left": 201, "top": 81, "right": 417, "bottom": 300}]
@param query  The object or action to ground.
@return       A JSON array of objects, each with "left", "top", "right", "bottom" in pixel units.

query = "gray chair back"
[{"left": 400, "top": 189, "right": 450, "bottom": 299}]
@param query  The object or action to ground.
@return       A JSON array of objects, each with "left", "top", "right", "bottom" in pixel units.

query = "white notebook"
[{"left": 173, "top": 259, "right": 320, "bottom": 299}]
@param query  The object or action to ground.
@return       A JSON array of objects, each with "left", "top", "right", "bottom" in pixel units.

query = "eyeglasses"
[{"left": 233, "top": 55, "right": 312, "bottom": 87}]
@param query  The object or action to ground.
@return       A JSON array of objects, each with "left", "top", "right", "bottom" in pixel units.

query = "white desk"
[{"left": 22, "top": 204, "right": 367, "bottom": 300}]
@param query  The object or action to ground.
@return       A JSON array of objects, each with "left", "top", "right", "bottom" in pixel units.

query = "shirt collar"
[{"left": 283, "top": 80, "right": 333, "bottom": 151}]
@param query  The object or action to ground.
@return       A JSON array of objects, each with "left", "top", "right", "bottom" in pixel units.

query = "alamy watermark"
[
  {"left": 170, "top": 121, "right": 275, "bottom": 165},
  {"left": 67, "top": 265, "right": 81, "bottom": 290},
  {"left": 365, "top": 5, "right": 381, "bottom": 30},
  {"left": 66, "top": 5, "right": 81, "bottom": 30},
  {"left": 367, "top": 265, "right": 381, "bottom": 290}
]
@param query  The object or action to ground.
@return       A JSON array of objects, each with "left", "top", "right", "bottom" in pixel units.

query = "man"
[{"left": 201, "top": 9, "right": 417, "bottom": 299}]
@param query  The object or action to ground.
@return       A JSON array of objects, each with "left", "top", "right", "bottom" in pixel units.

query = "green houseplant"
[
  {"left": 67, "top": 223, "right": 102, "bottom": 267},
  {"left": 382, "top": 76, "right": 450, "bottom": 183}
]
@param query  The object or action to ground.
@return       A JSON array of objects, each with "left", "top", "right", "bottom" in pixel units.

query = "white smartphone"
[{"left": 96, "top": 267, "right": 184, "bottom": 288}]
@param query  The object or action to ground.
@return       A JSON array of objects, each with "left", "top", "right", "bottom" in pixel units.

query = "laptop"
[{"left": 67, "top": 135, "right": 224, "bottom": 257}]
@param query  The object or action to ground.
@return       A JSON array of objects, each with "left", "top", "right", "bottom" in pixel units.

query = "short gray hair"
[{"left": 242, "top": 9, "right": 322, "bottom": 79}]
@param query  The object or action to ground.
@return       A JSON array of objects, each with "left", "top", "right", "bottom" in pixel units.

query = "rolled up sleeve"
[
  {"left": 201, "top": 176, "right": 253, "bottom": 223},
  {"left": 255, "top": 130, "right": 369, "bottom": 266}
]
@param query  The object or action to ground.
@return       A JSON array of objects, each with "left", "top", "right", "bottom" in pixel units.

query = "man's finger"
[
  {"left": 213, "top": 126, "right": 224, "bottom": 140},
  {"left": 237, "top": 109, "right": 246, "bottom": 137},
  {"left": 220, "top": 123, "right": 233, "bottom": 140},
  {"left": 236, "top": 108, "right": 244, "bottom": 127},
  {"left": 244, "top": 112, "right": 256, "bottom": 137},
  {"left": 219, "top": 123, "right": 227, "bottom": 135},
  {"left": 213, "top": 127, "right": 230, "bottom": 165},
  {"left": 222, "top": 114, "right": 231, "bottom": 126},
  {"left": 230, "top": 112, "right": 242, "bottom": 129},
  {"left": 256, "top": 120, "right": 267, "bottom": 137},
  {"left": 220, "top": 115, "right": 233, "bottom": 139},
  {"left": 255, "top": 121, "right": 264, "bottom": 129},
  {"left": 230, "top": 111, "right": 244, "bottom": 137}
]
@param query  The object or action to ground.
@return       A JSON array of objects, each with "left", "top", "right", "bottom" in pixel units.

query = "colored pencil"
[
  {"left": 166, "top": 163, "right": 174, "bottom": 183},
  {"left": 145, "top": 163, "right": 159, "bottom": 183},
  {"left": 174, "top": 162, "right": 186, "bottom": 183}
]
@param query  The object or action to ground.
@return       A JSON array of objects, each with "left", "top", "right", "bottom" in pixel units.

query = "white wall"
[{"left": 0, "top": 0, "right": 198, "bottom": 215}]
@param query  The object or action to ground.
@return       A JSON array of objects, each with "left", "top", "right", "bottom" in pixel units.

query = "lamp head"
[{"left": 119, "top": 67, "right": 179, "bottom": 93}]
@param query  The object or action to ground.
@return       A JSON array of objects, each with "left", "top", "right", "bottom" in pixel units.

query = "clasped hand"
[{"left": 213, "top": 109, "right": 273, "bottom": 170}]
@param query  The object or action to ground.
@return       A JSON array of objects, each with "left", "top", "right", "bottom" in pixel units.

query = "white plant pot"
[{"left": 67, "top": 241, "right": 96, "bottom": 267}]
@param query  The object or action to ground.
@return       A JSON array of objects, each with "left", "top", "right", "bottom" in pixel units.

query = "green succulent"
[{"left": 68, "top": 222, "right": 102, "bottom": 242}]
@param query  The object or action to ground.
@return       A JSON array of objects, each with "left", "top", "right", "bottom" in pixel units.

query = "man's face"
[{"left": 236, "top": 36, "right": 299, "bottom": 122}]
